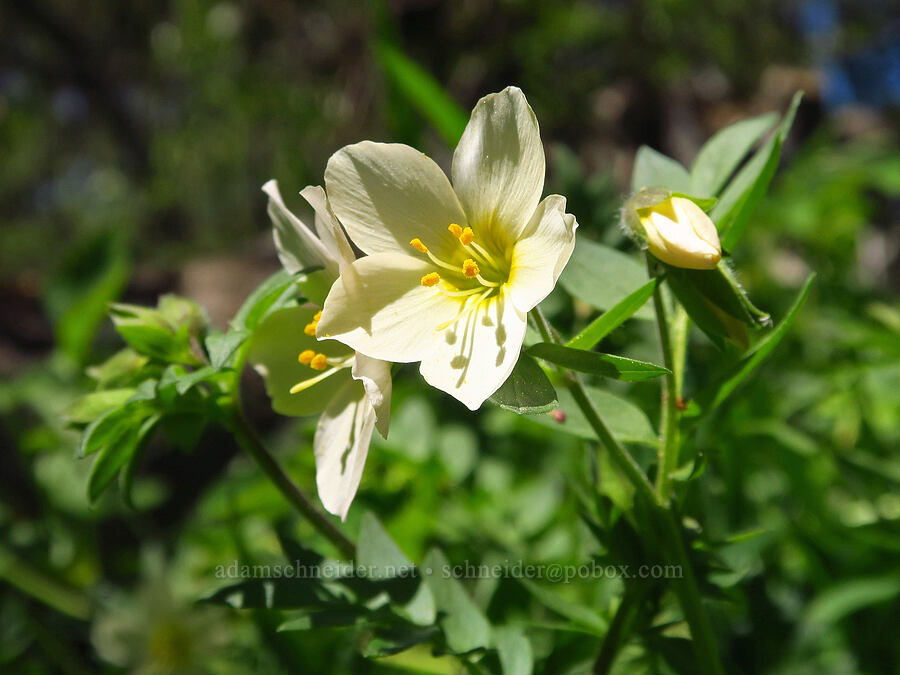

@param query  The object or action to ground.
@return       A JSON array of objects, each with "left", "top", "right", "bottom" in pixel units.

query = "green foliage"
[
  {"left": 528, "top": 343, "right": 669, "bottom": 381},
  {"left": 489, "top": 355, "right": 558, "bottom": 414}
]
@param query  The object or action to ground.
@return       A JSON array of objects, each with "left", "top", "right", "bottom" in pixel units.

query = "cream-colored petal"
[
  {"left": 314, "top": 380, "right": 375, "bottom": 520},
  {"left": 351, "top": 353, "right": 392, "bottom": 438},
  {"left": 325, "top": 141, "right": 468, "bottom": 258},
  {"left": 419, "top": 287, "right": 527, "bottom": 411},
  {"left": 248, "top": 307, "right": 353, "bottom": 417},
  {"left": 451, "top": 87, "right": 545, "bottom": 239},
  {"left": 317, "top": 252, "right": 460, "bottom": 363},
  {"left": 507, "top": 195, "right": 578, "bottom": 313},
  {"left": 672, "top": 197, "right": 721, "bottom": 251},
  {"left": 649, "top": 211, "right": 720, "bottom": 269},
  {"left": 300, "top": 185, "right": 357, "bottom": 272},
  {"left": 262, "top": 180, "right": 338, "bottom": 278}
]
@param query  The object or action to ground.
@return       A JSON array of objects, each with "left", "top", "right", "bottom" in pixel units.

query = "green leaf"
[
  {"left": 493, "top": 626, "right": 533, "bottom": 675},
  {"left": 375, "top": 42, "right": 468, "bottom": 147},
  {"left": 669, "top": 192, "right": 718, "bottom": 211},
  {"left": 108, "top": 304, "right": 199, "bottom": 365},
  {"left": 85, "top": 348, "right": 149, "bottom": 387},
  {"left": 159, "top": 413, "right": 207, "bottom": 452},
  {"left": 631, "top": 146, "right": 691, "bottom": 193},
  {"left": 489, "top": 355, "right": 557, "bottom": 414},
  {"left": 690, "top": 112, "right": 779, "bottom": 196},
  {"left": 711, "top": 92, "right": 802, "bottom": 249},
  {"left": 528, "top": 343, "right": 669, "bottom": 381},
  {"left": 205, "top": 330, "right": 250, "bottom": 369},
  {"left": 231, "top": 270, "right": 297, "bottom": 331},
  {"left": 664, "top": 260, "right": 770, "bottom": 350},
  {"left": 78, "top": 404, "right": 149, "bottom": 458},
  {"left": 803, "top": 575, "right": 900, "bottom": 629},
  {"left": 357, "top": 512, "right": 436, "bottom": 626},
  {"left": 202, "top": 578, "right": 334, "bottom": 610},
  {"left": 697, "top": 274, "right": 815, "bottom": 414},
  {"left": 559, "top": 238, "right": 652, "bottom": 318},
  {"left": 568, "top": 279, "right": 658, "bottom": 350},
  {"left": 248, "top": 307, "right": 354, "bottom": 417},
  {"left": 87, "top": 413, "right": 159, "bottom": 503},
  {"left": 528, "top": 385, "right": 658, "bottom": 447},
  {"left": 65, "top": 388, "right": 136, "bottom": 425},
  {"left": 422, "top": 548, "right": 491, "bottom": 653},
  {"left": 518, "top": 578, "right": 606, "bottom": 635}
]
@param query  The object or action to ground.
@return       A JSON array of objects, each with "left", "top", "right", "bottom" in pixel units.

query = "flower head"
[
  {"left": 251, "top": 181, "right": 392, "bottom": 519},
  {"left": 317, "top": 87, "right": 578, "bottom": 410},
  {"left": 626, "top": 191, "right": 722, "bottom": 270}
]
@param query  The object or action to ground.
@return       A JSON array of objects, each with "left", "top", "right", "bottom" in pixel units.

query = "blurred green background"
[{"left": 1, "top": 0, "right": 898, "bottom": 673}]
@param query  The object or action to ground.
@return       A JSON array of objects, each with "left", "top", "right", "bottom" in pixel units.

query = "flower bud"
[{"left": 625, "top": 191, "right": 722, "bottom": 270}]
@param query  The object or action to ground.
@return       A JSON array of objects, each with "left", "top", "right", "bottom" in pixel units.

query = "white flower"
[
  {"left": 316, "top": 87, "right": 578, "bottom": 410},
  {"left": 250, "top": 180, "right": 391, "bottom": 520},
  {"left": 633, "top": 195, "right": 722, "bottom": 270}
]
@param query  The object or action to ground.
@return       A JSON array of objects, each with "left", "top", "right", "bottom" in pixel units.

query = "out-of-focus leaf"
[
  {"left": 357, "top": 512, "right": 436, "bottom": 625},
  {"left": 88, "top": 413, "right": 159, "bottom": 503},
  {"left": 65, "top": 388, "right": 136, "bottom": 425},
  {"left": 631, "top": 146, "right": 691, "bottom": 193},
  {"left": 489, "top": 355, "right": 557, "bottom": 414},
  {"left": 205, "top": 330, "right": 250, "bottom": 369},
  {"left": 559, "top": 238, "right": 653, "bottom": 318},
  {"left": 518, "top": 579, "right": 606, "bottom": 635},
  {"left": 529, "top": 385, "right": 658, "bottom": 447},
  {"left": 86, "top": 348, "right": 149, "bottom": 387},
  {"left": 567, "top": 279, "right": 658, "bottom": 350},
  {"left": 690, "top": 112, "right": 779, "bottom": 196},
  {"left": 44, "top": 230, "right": 130, "bottom": 365},
  {"left": 803, "top": 576, "right": 900, "bottom": 629},
  {"left": 493, "top": 625, "right": 533, "bottom": 675},
  {"left": 528, "top": 343, "right": 669, "bottom": 381},
  {"left": 201, "top": 578, "right": 335, "bottom": 610},
  {"left": 78, "top": 404, "right": 150, "bottom": 458},
  {"left": 231, "top": 270, "right": 297, "bottom": 331},
  {"left": 108, "top": 303, "right": 200, "bottom": 365},
  {"left": 422, "top": 548, "right": 491, "bottom": 653},
  {"left": 278, "top": 608, "right": 365, "bottom": 632},
  {"left": 712, "top": 92, "right": 802, "bottom": 249},
  {"left": 697, "top": 274, "right": 815, "bottom": 414},
  {"left": 375, "top": 42, "right": 468, "bottom": 147}
]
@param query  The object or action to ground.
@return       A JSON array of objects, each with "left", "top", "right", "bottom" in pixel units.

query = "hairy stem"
[{"left": 646, "top": 256, "right": 680, "bottom": 501}]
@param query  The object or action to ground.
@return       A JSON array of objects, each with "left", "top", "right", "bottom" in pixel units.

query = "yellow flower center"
[
  {"left": 412, "top": 223, "right": 507, "bottom": 295},
  {"left": 290, "top": 351, "right": 354, "bottom": 394}
]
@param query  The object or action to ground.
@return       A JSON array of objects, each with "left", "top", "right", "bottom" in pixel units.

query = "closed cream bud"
[{"left": 635, "top": 196, "right": 722, "bottom": 270}]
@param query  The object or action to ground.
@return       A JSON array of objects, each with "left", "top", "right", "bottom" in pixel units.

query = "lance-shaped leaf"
[
  {"left": 690, "top": 112, "right": 779, "bottom": 197},
  {"left": 631, "top": 146, "right": 691, "bottom": 193},
  {"left": 711, "top": 92, "right": 803, "bottom": 249},
  {"left": 568, "top": 279, "right": 658, "bottom": 351},
  {"left": 422, "top": 548, "right": 491, "bottom": 653},
  {"left": 87, "top": 412, "right": 159, "bottom": 503},
  {"left": 527, "top": 343, "right": 669, "bottom": 381}
]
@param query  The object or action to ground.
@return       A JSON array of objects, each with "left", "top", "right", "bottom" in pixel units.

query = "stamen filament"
[
  {"left": 289, "top": 366, "right": 344, "bottom": 394},
  {"left": 476, "top": 274, "right": 500, "bottom": 287}
]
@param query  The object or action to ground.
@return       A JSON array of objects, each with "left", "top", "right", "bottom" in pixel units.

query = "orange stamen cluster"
[
  {"left": 298, "top": 349, "right": 316, "bottom": 365},
  {"left": 421, "top": 272, "right": 441, "bottom": 287},
  {"left": 448, "top": 223, "right": 463, "bottom": 237},
  {"left": 303, "top": 310, "right": 323, "bottom": 336},
  {"left": 462, "top": 259, "right": 480, "bottom": 278},
  {"left": 298, "top": 348, "right": 329, "bottom": 371},
  {"left": 409, "top": 238, "right": 428, "bottom": 253}
]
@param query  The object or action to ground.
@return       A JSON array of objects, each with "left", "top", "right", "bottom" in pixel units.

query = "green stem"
[
  {"left": 593, "top": 585, "right": 648, "bottom": 674},
  {"left": 225, "top": 408, "right": 356, "bottom": 559},
  {"left": 653, "top": 507, "right": 725, "bottom": 675},
  {"left": 646, "top": 256, "right": 680, "bottom": 501},
  {"left": 533, "top": 306, "right": 723, "bottom": 675},
  {"left": 532, "top": 307, "right": 657, "bottom": 506}
]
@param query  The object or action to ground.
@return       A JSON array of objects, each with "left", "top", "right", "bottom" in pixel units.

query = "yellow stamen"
[
  {"left": 421, "top": 272, "right": 441, "bottom": 287},
  {"left": 304, "top": 321, "right": 318, "bottom": 336},
  {"left": 460, "top": 227, "right": 474, "bottom": 246},
  {"left": 410, "top": 238, "right": 428, "bottom": 253},
  {"left": 448, "top": 223, "right": 463, "bottom": 238},
  {"left": 309, "top": 353, "right": 328, "bottom": 370},
  {"left": 298, "top": 349, "right": 315, "bottom": 365},
  {"left": 313, "top": 310, "right": 322, "bottom": 321},
  {"left": 462, "top": 259, "right": 480, "bottom": 278}
]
